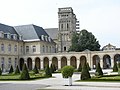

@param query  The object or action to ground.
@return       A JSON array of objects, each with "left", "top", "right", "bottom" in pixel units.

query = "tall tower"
[{"left": 58, "top": 7, "right": 78, "bottom": 52}]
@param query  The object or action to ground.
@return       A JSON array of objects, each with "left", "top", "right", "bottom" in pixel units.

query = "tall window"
[
  {"left": 1, "top": 44, "right": 4, "bottom": 52},
  {"left": 61, "top": 24, "right": 63, "bottom": 30},
  {"left": 1, "top": 57, "right": 4, "bottom": 71},
  {"left": 8, "top": 44, "right": 11, "bottom": 52},
  {"left": 43, "top": 45, "right": 45, "bottom": 53},
  {"left": 32, "top": 46, "right": 36, "bottom": 52},
  {"left": 26, "top": 46, "right": 29, "bottom": 53},
  {"left": 15, "top": 58, "right": 17, "bottom": 68},
  {"left": 8, "top": 58, "right": 11, "bottom": 69},
  {"left": 67, "top": 23, "right": 69, "bottom": 30},
  {"left": 14, "top": 45, "right": 17, "bottom": 52}
]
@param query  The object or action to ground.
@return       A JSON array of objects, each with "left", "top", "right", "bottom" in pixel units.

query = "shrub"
[
  {"left": 113, "top": 62, "right": 118, "bottom": 72},
  {"left": 0, "top": 68, "right": 2, "bottom": 75},
  {"left": 45, "top": 64, "right": 52, "bottom": 77},
  {"left": 9, "top": 65, "right": 14, "bottom": 74},
  {"left": 33, "top": 64, "right": 39, "bottom": 74},
  {"left": 53, "top": 64, "right": 56, "bottom": 71},
  {"left": 61, "top": 65, "right": 74, "bottom": 78},
  {"left": 78, "top": 63, "right": 82, "bottom": 72},
  {"left": 95, "top": 62, "right": 103, "bottom": 76},
  {"left": 15, "top": 65, "right": 20, "bottom": 74},
  {"left": 20, "top": 63, "right": 30, "bottom": 80},
  {"left": 81, "top": 62, "right": 91, "bottom": 80},
  {"left": 86, "top": 62, "right": 91, "bottom": 71},
  {"left": 50, "top": 64, "right": 54, "bottom": 73}
]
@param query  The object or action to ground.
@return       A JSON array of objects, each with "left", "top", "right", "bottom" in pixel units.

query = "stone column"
[
  {"left": 41, "top": 60, "right": 43, "bottom": 70},
  {"left": 58, "top": 60, "right": 61, "bottom": 69},
  {"left": 100, "top": 58, "right": 103, "bottom": 68},
  {"left": 111, "top": 58, "right": 114, "bottom": 68},
  {"left": 77, "top": 59, "right": 80, "bottom": 69},
  {"left": 67, "top": 59, "right": 70, "bottom": 66}
]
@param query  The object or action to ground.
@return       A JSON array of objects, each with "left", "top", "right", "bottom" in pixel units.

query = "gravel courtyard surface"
[{"left": 0, "top": 73, "right": 120, "bottom": 90}]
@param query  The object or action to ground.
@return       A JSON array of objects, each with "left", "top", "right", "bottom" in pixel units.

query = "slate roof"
[
  {"left": 0, "top": 23, "right": 18, "bottom": 35},
  {"left": 45, "top": 28, "right": 58, "bottom": 40},
  {"left": 14, "top": 24, "right": 53, "bottom": 42}
]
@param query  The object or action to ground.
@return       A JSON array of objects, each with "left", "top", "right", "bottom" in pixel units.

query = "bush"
[
  {"left": 78, "top": 63, "right": 82, "bottom": 72},
  {"left": 33, "top": 64, "right": 39, "bottom": 74},
  {"left": 113, "top": 62, "right": 118, "bottom": 72},
  {"left": 86, "top": 62, "right": 91, "bottom": 71},
  {"left": 15, "top": 65, "right": 20, "bottom": 74},
  {"left": 50, "top": 64, "right": 54, "bottom": 73},
  {"left": 9, "top": 65, "right": 14, "bottom": 74},
  {"left": 61, "top": 66, "right": 74, "bottom": 78},
  {"left": 81, "top": 63, "right": 91, "bottom": 80},
  {"left": 45, "top": 64, "right": 52, "bottom": 77},
  {"left": 20, "top": 63, "right": 30, "bottom": 80},
  {"left": 0, "top": 68, "right": 2, "bottom": 75},
  {"left": 95, "top": 62, "right": 103, "bottom": 76}
]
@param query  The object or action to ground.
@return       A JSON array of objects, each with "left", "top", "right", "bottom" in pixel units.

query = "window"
[
  {"left": 67, "top": 23, "right": 69, "bottom": 29},
  {"left": 1, "top": 57, "right": 4, "bottom": 71},
  {"left": 32, "top": 46, "right": 36, "bottom": 52},
  {"left": 1, "top": 44, "right": 4, "bottom": 51},
  {"left": 61, "top": 24, "right": 63, "bottom": 29},
  {"left": 26, "top": 46, "right": 29, "bottom": 53},
  {"left": 15, "top": 58, "right": 17, "bottom": 68},
  {"left": 8, "top": 44, "right": 11, "bottom": 52},
  {"left": 43, "top": 45, "right": 45, "bottom": 53},
  {"left": 14, "top": 45, "right": 17, "bottom": 52},
  {"left": 64, "top": 46, "right": 66, "bottom": 51},
  {"left": 8, "top": 58, "right": 11, "bottom": 69}
]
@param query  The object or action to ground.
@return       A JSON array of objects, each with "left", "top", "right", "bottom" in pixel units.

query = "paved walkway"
[{"left": 0, "top": 73, "right": 120, "bottom": 90}]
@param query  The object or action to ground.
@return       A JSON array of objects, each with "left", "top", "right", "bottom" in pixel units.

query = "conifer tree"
[
  {"left": 53, "top": 64, "right": 56, "bottom": 71},
  {"left": 15, "top": 65, "right": 20, "bottom": 74},
  {"left": 81, "top": 62, "right": 91, "bottom": 80},
  {"left": 50, "top": 64, "right": 54, "bottom": 73},
  {"left": 20, "top": 63, "right": 30, "bottom": 80},
  {"left": 0, "top": 68, "right": 2, "bottom": 75},
  {"left": 9, "top": 65, "right": 14, "bottom": 74},
  {"left": 45, "top": 64, "right": 52, "bottom": 77},
  {"left": 86, "top": 62, "right": 91, "bottom": 71},
  {"left": 33, "top": 64, "right": 39, "bottom": 74},
  {"left": 113, "top": 62, "right": 118, "bottom": 72},
  {"left": 95, "top": 62, "right": 103, "bottom": 76},
  {"left": 78, "top": 63, "right": 82, "bottom": 72}
]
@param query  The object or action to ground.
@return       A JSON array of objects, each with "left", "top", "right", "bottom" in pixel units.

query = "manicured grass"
[
  {"left": 77, "top": 74, "right": 120, "bottom": 82},
  {"left": 0, "top": 71, "right": 46, "bottom": 81}
]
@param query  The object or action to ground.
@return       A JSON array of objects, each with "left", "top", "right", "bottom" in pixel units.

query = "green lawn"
[{"left": 77, "top": 75, "right": 120, "bottom": 82}]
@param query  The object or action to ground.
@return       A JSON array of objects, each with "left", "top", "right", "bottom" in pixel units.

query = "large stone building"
[{"left": 0, "top": 7, "right": 120, "bottom": 72}]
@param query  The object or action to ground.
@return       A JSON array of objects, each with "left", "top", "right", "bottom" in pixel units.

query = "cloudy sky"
[{"left": 0, "top": 0, "right": 120, "bottom": 48}]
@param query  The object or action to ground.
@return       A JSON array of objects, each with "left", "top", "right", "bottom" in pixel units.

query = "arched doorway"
[
  {"left": 80, "top": 56, "right": 87, "bottom": 67},
  {"left": 27, "top": 58, "right": 32, "bottom": 70},
  {"left": 92, "top": 55, "right": 100, "bottom": 69},
  {"left": 19, "top": 58, "right": 24, "bottom": 71},
  {"left": 114, "top": 54, "right": 120, "bottom": 63},
  {"left": 43, "top": 57, "right": 49, "bottom": 69},
  {"left": 103, "top": 55, "right": 111, "bottom": 69},
  {"left": 61, "top": 56, "right": 67, "bottom": 68},
  {"left": 70, "top": 56, "right": 77, "bottom": 68},
  {"left": 35, "top": 57, "right": 41, "bottom": 70},
  {"left": 52, "top": 57, "right": 58, "bottom": 69}
]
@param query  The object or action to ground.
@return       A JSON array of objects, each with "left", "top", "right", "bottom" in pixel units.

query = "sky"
[{"left": 0, "top": 0, "right": 120, "bottom": 48}]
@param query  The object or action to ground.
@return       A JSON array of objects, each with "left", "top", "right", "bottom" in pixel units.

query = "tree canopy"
[{"left": 69, "top": 29, "right": 100, "bottom": 52}]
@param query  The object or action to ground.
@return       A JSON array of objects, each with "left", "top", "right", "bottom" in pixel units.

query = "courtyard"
[{"left": 0, "top": 70, "right": 120, "bottom": 90}]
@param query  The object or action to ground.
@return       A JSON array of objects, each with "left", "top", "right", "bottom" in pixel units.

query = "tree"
[
  {"left": 20, "top": 63, "right": 30, "bottom": 80},
  {"left": 15, "top": 65, "right": 20, "bottom": 74},
  {"left": 0, "top": 68, "right": 2, "bottom": 75},
  {"left": 86, "top": 62, "right": 91, "bottom": 71},
  {"left": 50, "top": 64, "right": 54, "bottom": 73},
  {"left": 113, "top": 62, "right": 118, "bottom": 72},
  {"left": 33, "top": 64, "right": 39, "bottom": 74},
  {"left": 61, "top": 66, "right": 74, "bottom": 86},
  {"left": 9, "top": 65, "right": 14, "bottom": 74},
  {"left": 45, "top": 64, "right": 52, "bottom": 77},
  {"left": 95, "top": 62, "right": 103, "bottom": 76},
  {"left": 69, "top": 29, "right": 100, "bottom": 52},
  {"left": 78, "top": 63, "right": 82, "bottom": 72},
  {"left": 81, "top": 62, "right": 91, "bottom": 80}
]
